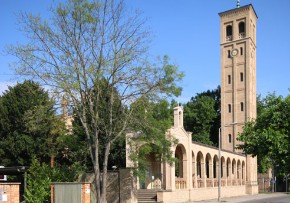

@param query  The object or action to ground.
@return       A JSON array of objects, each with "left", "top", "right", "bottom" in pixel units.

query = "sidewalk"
[{"left": 192, "top": 193, "right": 288, "bottom": 202}]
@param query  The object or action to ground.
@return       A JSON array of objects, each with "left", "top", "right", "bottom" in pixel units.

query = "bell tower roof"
[
  {"left": 173, "top": 106, "right": 183, "bottom": 128},
  {"left": 218, "top": 4, "right": 258, "bottom": 19}
]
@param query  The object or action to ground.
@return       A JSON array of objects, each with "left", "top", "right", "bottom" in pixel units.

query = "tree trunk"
[
  {"left": 94, "top": 170, "right": 102, "bottom": 203},
  {"left": 100, "top": 142, "right": 111, "bottom": 203},
  {"left": 50, "top": 155, "right": 55, "bottom": 168},
  {"left": 93, "top": 141, "right": 102, "bottom": 203}
]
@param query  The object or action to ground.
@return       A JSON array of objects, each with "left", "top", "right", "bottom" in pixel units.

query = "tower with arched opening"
[{"left": 219, "top": 5, "right": 257, "bottom": 152}]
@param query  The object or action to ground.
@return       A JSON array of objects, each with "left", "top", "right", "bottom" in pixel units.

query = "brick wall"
[
  {"left": 0, "top": 183, "right": 20, "bottom": 203},
  {"left": 51, "top": 184, "right": 54, "bottom": 203},
  {"left": 258, "top": 172, "right": 272, "bottom": 192},
  {"left": 81, "top": 183, "right": 91, "bottom": 203}
]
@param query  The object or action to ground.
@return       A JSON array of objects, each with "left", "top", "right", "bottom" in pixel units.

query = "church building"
[{"left": 126, "top": 3, "right": 259, "bottom": 202}]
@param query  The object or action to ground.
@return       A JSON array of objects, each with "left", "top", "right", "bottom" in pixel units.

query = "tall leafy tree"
[
  {"left": 0, "top": 80, "right": 66, "bottom": 166},
  {"left": 196, "top": 86, "right": 221, "bottom": 145},
  {"left": 7, "top": 0, "right": 183, "bottom": 202},
  {"left": 184, "top": 96, "right": 217, "bottom": 145},
  {"left": 238, "top": 93, "right": 290, "bottom": 174},
  {"left": 128, "top": 98, "right": 177, "bottom": 180},
  {"left": 183, "top": 86, "right": 220, "bottom": 145}
]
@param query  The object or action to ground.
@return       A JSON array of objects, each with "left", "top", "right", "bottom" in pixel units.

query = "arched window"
[
  {"left": 228, "top": 104, "right": 231, "bottom": 113},
  {"left": 237, "top": 160, "right": 241, "bottom": 179},
  {"left": 213, "top": 155, "right": 218, "bottom": 179},
  {"left": 241, "top": 102, "right": 244, "bottom": 111},
  {"left": 205, "top": 154, "right": 212, "bottom": 179},
  {"left": 226, "top": 25, "right": 233, "bottom": 41},
  {"left": 197, "top": 160, "right": 201, "bottom": 178},
  {"left": 226, "top": 158, "right": 231, "bottom": 178},
  {"left": 240, "top": 72, "right": 244, "bottom": 82},
  {"left": 175, "top": 145, "right": 186, "bottom": 178},
  {"left": 197, "top": 152, "right": 204, "bottom": 179},
  {"left": 221, "top": 158, "right": 224, "bottom": 178},
  {"left": 239, "top": 22, "right": 245, "bottom": 38},
  {"left": 206, "top": 160, "right": 210, "bottom": 178},
  {"left": 242, "top": 161, "right": 245, "bottom": 180},
  {"left": 228, "top": 134, "right": 232, "bottom": 143},
  {"left": 228, "top": 75, "right": 231, "bottom": 84},
  {"left": 232, "top": 160, "right": 236, "bottom": 177}
]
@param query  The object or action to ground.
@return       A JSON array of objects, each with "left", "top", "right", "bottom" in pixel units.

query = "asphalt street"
[{"left": 193, "top": 193, "right": 290, "bottom": 203}]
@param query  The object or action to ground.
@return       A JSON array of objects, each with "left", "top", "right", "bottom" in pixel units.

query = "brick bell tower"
[{"left": 219, "top": 4, "right": 257, "bottom": 152}]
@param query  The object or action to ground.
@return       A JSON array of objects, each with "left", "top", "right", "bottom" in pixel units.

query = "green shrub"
[{"left": 24, "top": 158, "right": 79, "bottom": 203}]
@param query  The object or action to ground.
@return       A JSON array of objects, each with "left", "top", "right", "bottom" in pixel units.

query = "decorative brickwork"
[
  {"left": 81, "top": 183, "right": 91, "bottom": 203},
  {"left": 0, "top": 183, "right": 20, "bottom": 203}
]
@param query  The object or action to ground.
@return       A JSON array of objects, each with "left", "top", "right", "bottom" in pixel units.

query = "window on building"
[
  {"left": 228, "top": 104, "right": 231, "bottom": 113},
  {"left": 240, "top": 72, "right": 244, "bottom": 82},
  {"left": 240, "top": 47, "right": 243, "bottom": 55},
  {"left": 239, "top": 22, "right": 245, "bottom": 38},
  {"left": 228, "top": 50, "right": 231, "bottom": 58},
  {"left": 239, "top": 22, "right": 245, "bottom": 33},
  {"left": 228, "top": 75, "right": 231, "bottom": 84},
  {"left": 228, "top": 134, "right": 232, "bottom": 143},
  {"left": 226, "top": 25, "right": 233, "bottom": 36},
  {"left": 241, "top": 102, "right": 244, "bottom": 111},
  {"left": 226, "top": 25, "right": 233, "bottom": 41}
]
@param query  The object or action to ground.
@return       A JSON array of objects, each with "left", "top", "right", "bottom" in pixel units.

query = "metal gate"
[{"left": 54, "top": 183, "right": 82, "bottom": 203}]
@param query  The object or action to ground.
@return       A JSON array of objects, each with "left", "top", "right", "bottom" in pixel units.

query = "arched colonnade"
[{"left": 174, "top": 143, "right": 246, "bottom": 189}]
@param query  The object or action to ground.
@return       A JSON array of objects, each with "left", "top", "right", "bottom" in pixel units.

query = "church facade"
[{"left": 126, "top": 4, "right": 259, "bottom": 203}]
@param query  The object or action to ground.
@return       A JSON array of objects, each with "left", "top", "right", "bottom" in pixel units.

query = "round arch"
[
  {"left": 175, "top": 144, "right": 187, "bottom": 178},
  {"left": 237, "top": 160, "right": 241, "bottom": 180},
  {"left": 221, "top": 156, "right": 226, "bottom": 179},
  {"left": 213, "top": 155, "right": 219, "bottom": 179},
  {"left": 239, "top": 21, "right": 245, "bottom": 34},
  {"left": 242, "top": 161, "right": 246, "bottom": 184},
  {"left": 205, "top": 153, "right": 212, "bottom": 179},
  {"left": 226, "top": 158, "right": 231, "bottom": 178},
  {"left": 232, "top": 159, "right": 236, "bottom": 178},
  {"left": 196, "top": 151, "right": 204, "bottom": 178},
  {"left": 138, "top": 144, "right": 162, "bottom": 189},
  {"left": 196, "top": 151, "right": 204, "bottom": 188},
  {"left": 232, "top": 159, "right": 237, "bottom": 185},
  {"left": 174, "top": 144, "right": 187, "bottom": 189},
  {"left": 226, "top": 25, "right": 233, "bottom": 36}
]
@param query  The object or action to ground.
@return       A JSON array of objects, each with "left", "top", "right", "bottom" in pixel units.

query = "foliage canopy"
[
  {"left": 8, "top": 0, "right": 184, "bottom": 202},
  {"left": 238, "top": 93, "right": 290, "bottom": 174},
  {"left": 0, "top": 80, "right": 66, "bottom": 166}
]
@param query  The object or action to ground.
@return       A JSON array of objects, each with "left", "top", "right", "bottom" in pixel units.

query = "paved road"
[{"left": 193, "top": 193, "right": 290, "bottom": 203}]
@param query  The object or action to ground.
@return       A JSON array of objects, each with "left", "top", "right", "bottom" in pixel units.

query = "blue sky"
[{"left": 0, "top": 0, "right": 289, "bottom": 102}]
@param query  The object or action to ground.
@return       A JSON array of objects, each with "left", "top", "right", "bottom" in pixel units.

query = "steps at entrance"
[{"left": 137, "top": 189, "right": 160, "bottom": 203}]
